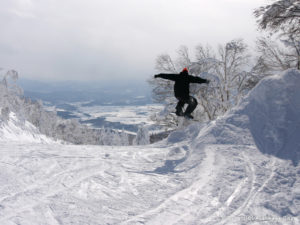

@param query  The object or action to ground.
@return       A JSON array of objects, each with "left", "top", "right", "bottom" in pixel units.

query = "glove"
[
  {"left": 154, "top": 74, "right": 160, "bottom": 78},
  {"left": 206, "top": 79, "right": 210, "bottom": 84}
]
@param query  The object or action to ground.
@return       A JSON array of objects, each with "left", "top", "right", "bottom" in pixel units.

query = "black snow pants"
[{"left": 175, "top": 96, "right": 198, "bottom": 116}]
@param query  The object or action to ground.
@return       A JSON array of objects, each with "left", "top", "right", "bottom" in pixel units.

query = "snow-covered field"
[
  {"left": 77, "top": 104, "right": 162, "bottom": 126},
  {"left": 52, "top": 103, "right": 163, "bottom": 133},
  {"left": 0, "top": 70, "right": 300, "bottom": 224}
]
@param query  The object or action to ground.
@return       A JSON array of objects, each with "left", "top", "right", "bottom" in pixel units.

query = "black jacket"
[{"left": 155, "top": 71, "right": 208, "bottom": 99}]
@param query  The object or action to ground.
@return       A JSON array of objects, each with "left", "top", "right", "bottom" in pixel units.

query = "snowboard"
[
  {"left": 171, "top": 112, "right": 199, "bottom": 120},
  {"left": 171, "top": 112, "right": 200, "bottom": 127}
]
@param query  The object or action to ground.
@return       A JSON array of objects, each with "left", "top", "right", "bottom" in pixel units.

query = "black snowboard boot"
[
  {"left": 184, "top": 113, "right": 194, "bottom": 119},
  {"left": 175, "top": 104, "right": 184, "bottom": 116},
  {"left": 176, "top": 110, "right": 184, "bottom": 116}
]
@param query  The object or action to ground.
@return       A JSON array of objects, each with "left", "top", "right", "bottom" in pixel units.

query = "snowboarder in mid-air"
[{"left": 154, "top": 68, "right": 209, "bottom": 119}]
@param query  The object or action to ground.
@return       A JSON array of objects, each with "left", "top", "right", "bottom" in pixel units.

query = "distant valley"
[{"left": 17, "top": 78, "right": 161, "bottom": 133}]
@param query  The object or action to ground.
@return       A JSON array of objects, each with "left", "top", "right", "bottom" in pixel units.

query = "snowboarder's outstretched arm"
[
  {"left": 154, "top": 73, "right": 177, "bottom": 81},
  {"left": 188, "top": 75, "right": 209, "bottom": 84}
]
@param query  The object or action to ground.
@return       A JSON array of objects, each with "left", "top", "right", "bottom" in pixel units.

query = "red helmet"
[{"left": 182, "top": 67, "right": 188, "bottom": 72}]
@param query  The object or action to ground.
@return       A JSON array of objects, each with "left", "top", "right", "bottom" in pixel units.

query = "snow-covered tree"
[
  {"left": 247, "top": 36, "right": 299, "bottom": 90},
  {"left": 254, "top": 0, "right": 300, "bottom": 36},
  {"left": 134, "top": 125, "right": 150, "bottom": 145},
  {"left": 215, "top": 39, "right": 251, "bottom": 111},
  {"left": 149, "top": 40, "right": 252, "bottom": 128},
  {"left": 254, "top": 0, "right": 300, "bottom": 69}
]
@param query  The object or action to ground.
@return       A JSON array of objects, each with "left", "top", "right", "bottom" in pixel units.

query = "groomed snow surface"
[{"left": 0, "top": 70, "right": 300, "bottom": 225}]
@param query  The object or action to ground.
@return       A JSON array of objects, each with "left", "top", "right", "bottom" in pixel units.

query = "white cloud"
[
  {"left": 7, "top": 0, "right": 35, "bottom": 18},
  {"left": 0, "top": 0, "right": 269, "bottom": 81}
]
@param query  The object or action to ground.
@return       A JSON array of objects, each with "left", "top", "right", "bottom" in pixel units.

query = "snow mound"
[
  {"left": 0, "top": 110, "right": 55, "bottom": 143},
  {"left": 168, "top": 69, "right": 300, "bottom": 165},
  {"left": 245, "top": 69, "right": 300, "bottom": 164}
]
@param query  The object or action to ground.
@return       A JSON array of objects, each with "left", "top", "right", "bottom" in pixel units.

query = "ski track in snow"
[
  {"left": 215, "top": 153, "right": 276, "bottom": 225},
  {"left": 1, "top": 141, "right": 296, "bottom": 225},
  {"left": 123, "top": 145, "right": 220, "bottom": 224}
]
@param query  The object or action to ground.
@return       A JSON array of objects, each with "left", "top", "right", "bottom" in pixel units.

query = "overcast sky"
[{"left": 0, "top": 0, "right": 269, "bottom": 82}]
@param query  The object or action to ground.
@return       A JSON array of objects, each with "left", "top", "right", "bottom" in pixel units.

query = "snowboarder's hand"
[
  {"left": 154, "top": 74, "right": 159, "bottom": 78},
  {"left": 206, "top": 79, "right": 210, "bottom": 84}
]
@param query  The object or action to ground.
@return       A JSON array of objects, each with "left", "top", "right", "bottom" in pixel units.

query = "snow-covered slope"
[
  {"left": 0, "top": 70, "right": 299, "bottom": 225},
  {"left": 0, "top": 111, "right": 55, "bottom": 143}
]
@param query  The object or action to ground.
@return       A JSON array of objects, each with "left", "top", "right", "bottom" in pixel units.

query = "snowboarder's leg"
[
  {"left": 184, "top": 96, "right": 197, "bottom": 118},
  {"left": 175, "top": 99, "right": 185, "bottom": 116}
]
